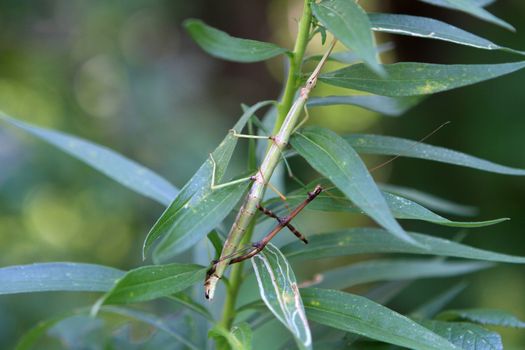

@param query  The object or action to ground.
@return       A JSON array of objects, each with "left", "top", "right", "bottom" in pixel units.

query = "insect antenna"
[{"left": 368, "top": 121, "right": 451, "bottom": 173}]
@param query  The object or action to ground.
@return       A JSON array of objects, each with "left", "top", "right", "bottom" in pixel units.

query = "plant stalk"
[
  {"left": 274, "top": 0, "right": 313, "bottom": 134},
  {"left": 217, "top": 219, "right": 255, "bottom": 330}
]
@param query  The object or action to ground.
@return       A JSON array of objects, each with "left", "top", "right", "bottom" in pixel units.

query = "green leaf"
[
  {"left": 143, "top": 101, "right": 273, "bottom": 260},
  {"left": 251, "top": 243, "right": 312, "bottom": 350},
  {"left": 379, "top": 183, "right": 477, "bottom": 217},
  {"left": 302, "top": 288, "right": 458, "bottom": 350},
  {"left": 307, "top": 95, "right": 422, "bottom": 117},
  {"left": 345, "top": 133, "right": 525, "bottom": 175},
  {"left": 153, "top": 180, "right": 249, "bottom": 262},
  {"left": 0, "top": 112, "right": 178, "bottom": 206},
  {"left": 369, "top": 14, "right": 524, "bottom": 55},
  {"left": 262, "top": 182, "right": 506, "bottom": 228},
  {"left": 207, "top": 230, "right": 225, "bottom": 260},
  {"left": 183, "top": 19, "right": 287, "bottom": 63},
  {"left": 100, "top": 263, "right": 205, "bottom": 305},
  {"left": 418, "top": 0, "right": 514, "bottom": 31},
  {"left": 437, "top": 309, "right": 525, "bottom": 328},
  {"left": 290, "top": 127, "right": 417, "bottom": 246},
  {"left": 320, "top": 61, "right": 525, "bottom": 97},
  {"left": 311, "top": 0, "right": 384, "bottom": 76},
  {"left": 316, "top": 259, "right": 492, "bottom": 290},
  {"left": 0, "top": 263, "right": 123, "bottom": 294},
  {"left": 411, "top": 282, "right": 468, "bottom": 319},
  {"left": 419, "top": 320, "right": 502, "bottom": 350},
  {"left": 383, "top": 191, "right": 504, "bottom": 227},
  {"left": 281, "top": 228, "right": 525, "bottom": 264}
]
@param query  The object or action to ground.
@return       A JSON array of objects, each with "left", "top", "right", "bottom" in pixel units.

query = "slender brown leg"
[
  {"left": 257, "top": 204, "right": 308, "bottom": 243},
  {"left": 228, "top": 185, "right": 322, "bottom": 264}
]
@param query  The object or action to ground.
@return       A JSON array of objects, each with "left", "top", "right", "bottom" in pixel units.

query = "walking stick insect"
[{"left": 203, "top": 39, "right": 337, "bottom": 300}]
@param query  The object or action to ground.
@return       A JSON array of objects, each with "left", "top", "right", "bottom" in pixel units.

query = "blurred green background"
[{"left": 0, "top": 0, "right": 524, "bottom": 348}]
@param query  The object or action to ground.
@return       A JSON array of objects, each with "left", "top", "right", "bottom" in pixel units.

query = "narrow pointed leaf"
[
  {"left": 143, "top": 101, "right": 273, "bottom": 260},
  {"left": 307, "top": 95, "right": 422, "bottom": 116},
  {"left": 418, "top": 0, "right": 514, "bottom": 31},
  {"left": 184, "top": 19, "right": 287, "bottom": 63},
  {"left": 262, "top": 183, "right": 505, "bottom": 228},
  {"left": 379, "top": 183, "right": 477, "bottom": 217},
  {"left": 0, "top": 112, "right": 178, "bottom": 206},
  {"left": 0, "top": 263, "right": 123, "bottom": 294},
  {"left": 316, "top": 259, "right": 492, "bottom": 290},
  {"left": 281, "top": 228, "right": 525, "bottom": 264},
  {"left": 437, "top": 309, "right": 525, "bottom": 328},
  {"left": 345, "top": 133, "right": 525, "bottom": 175},
  {"left": 311, "top": 0, "right": 384, "bottom": 75},
  {"left": 153, "top": 180, "right": 249, "bottom": 262},
  {"left": 419, "top": 320, "right": 503, "bottom": 350},
  {"left": 207, "top": 230, "right": 226, "bottom": 259},
  {"left": 302, "top": 288, "right": 458, "bottom": 350},
  {"left": 251, "top": 243, "right": 312, "bottom": 350},
  {"left": 290, "top": 127, "right": 417, "bottom": 245},
  {"left": 100, "top": 263, "right": 205, "bottom": 305},
  {"left": 369, "top": 14, "right": 524, "bottom": 55},
  {"left": 320, "top": 61, "right": 525, "bottom": 97}
]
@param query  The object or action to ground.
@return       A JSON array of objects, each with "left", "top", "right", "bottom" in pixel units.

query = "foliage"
[{"left": 1, "top": 0, "right": 525, "bottom": 349}]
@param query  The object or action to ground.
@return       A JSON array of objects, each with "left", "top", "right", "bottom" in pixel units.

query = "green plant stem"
[
  {"left": 218, "top": 219, "right": 255, "bottom": 331},
  {"left": 274, "top": 0, "right": 312, "bottom": 134}
]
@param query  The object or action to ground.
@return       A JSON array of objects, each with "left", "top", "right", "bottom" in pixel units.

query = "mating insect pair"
[{"left": 205, "top": 184, "right": 323, "bottom": 282}]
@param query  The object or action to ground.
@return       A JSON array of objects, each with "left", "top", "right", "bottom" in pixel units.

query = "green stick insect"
[{"left": 204, "top": 39, "right": 337, "bottom": 300}]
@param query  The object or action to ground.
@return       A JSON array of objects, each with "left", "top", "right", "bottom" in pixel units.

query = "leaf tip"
[
  {"left": 402, "top": 233, "right": 428, "bottom": 250},
  {"left": 369, "top": 62, "right": 388, "bottom": 78},
  {"left": 182, "top": 18, "right": 199, "bottom": 30},
  {"left": 141, "top": 242, "right": 149, "bottom": 261},
  {"left": 501, "top": 21, "right": 516, "bottom": 33},
  {"left": 89, "top": 297, "right": 105, "bottom": 318}
]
